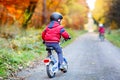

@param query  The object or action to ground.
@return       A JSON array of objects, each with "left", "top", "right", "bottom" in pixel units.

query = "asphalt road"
[{"left": 17, "top": 32, "right": 120, "bottom": 80}]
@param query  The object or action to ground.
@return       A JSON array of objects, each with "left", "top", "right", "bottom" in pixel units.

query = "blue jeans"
[{"left": 45, "top": 42, "right": 63, "bottom": 67}]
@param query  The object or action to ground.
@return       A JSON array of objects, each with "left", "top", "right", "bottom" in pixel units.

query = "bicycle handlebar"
[
  {"left": 60, "top": 37, "right": 71, "bottom": 45},
  {"left": 64, "top": 37, "right": 71, "bottom": 41}
]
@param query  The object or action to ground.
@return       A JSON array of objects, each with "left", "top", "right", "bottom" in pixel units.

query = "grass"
[
  {"left": 0, "top": 28, "right": 45, "bottom": 78},
  {"left": 0, "top": 28, "right": 86, "bottom": 79},
  {"left": 106, "top": 30, "right": 120, "bottom": 48}
]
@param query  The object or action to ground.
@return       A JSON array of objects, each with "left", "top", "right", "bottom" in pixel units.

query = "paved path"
[{"left": 17, "top": 32, "right": 120, "bottom": 80}]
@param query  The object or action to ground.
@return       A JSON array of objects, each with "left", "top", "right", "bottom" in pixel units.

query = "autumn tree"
[
  {"left": 0, "top": 0, "right": 38, "bottom": 28},
  {"left": 0, "top": 0, "right": 89, "bottom": 30},
  {"left": 92, "top": 0, "right": 120, "bottom": 29},
  {"left": 107, "top": 0, "right": 120, "bottom": 29},
  {"left": 92, "top": 0, "right": 111, "bottom": 25},
  {"left": 31, "top": 0, "right": 66, "bottom": 28}
]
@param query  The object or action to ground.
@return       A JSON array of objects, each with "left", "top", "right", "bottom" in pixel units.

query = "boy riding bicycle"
[
  {"left": 98, "top": 24, "right": 105, "bottom": 38},
  {"left": 42, "top": 12, "right": 71, "bottom": 69}
]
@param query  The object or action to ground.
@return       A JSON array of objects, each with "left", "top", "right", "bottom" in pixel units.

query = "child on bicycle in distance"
[
  {"left": 98, "top": 23, "right": 105, "bottom": 37},
  {"left": 42, "top": 12, "right": 71, "bottom": 69}
]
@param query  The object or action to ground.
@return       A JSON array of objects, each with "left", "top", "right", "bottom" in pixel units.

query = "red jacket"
[
  {"left": 99, "top": 27, "right": 105, "bottom": 33},
  {"left": 42, "top": 21, "right": 70, "bottom": 42}
]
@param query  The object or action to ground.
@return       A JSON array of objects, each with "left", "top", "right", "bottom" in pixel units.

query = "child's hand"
[{"left": 43, "top": 41, "right": 45, "bottom": 44}]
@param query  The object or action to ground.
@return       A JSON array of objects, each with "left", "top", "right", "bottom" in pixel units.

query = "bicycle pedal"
[{"left": 60, "top": 68, "right": 64, "bottom": 71}]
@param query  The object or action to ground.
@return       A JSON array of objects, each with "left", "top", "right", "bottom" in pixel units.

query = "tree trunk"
[
  {"left": 42, "top": 0, "right": 46, "bottom": 24},
  {"left": 22, "top": 1, "right": 37, "bottom": 29}
]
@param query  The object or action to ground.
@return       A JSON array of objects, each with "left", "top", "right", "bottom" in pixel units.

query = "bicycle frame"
[
  {"left": 99, "top": 33, "right": 105, "bottom": 41},
  {"left": 43, "top": 48, "right": 59, "bottom": 73},
  {"left": 43, "top": 39, "right": 70, "bottom": 78}
]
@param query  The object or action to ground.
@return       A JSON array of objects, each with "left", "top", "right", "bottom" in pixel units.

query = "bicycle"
[
  {"left": 43, "top": 39, "right": 69, "bottom": 78},
  {"left": 99, "top": 33, "right": 105, "bottom": 41}
]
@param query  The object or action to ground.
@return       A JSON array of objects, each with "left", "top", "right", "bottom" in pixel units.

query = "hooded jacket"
[
  {"left": 99, "top": 27, "right": 105, "bottom": 33},
  {"left": 42, "top": 21, "right": 70, "bottom": 42}
]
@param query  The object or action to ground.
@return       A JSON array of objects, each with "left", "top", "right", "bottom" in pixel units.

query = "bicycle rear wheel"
[
  {"left": 100, "top": 35, "right": 104, "bottom": 41},
  {"left": 99, "top": 33, "right": 104, "bottom": 41},
  {"left": 46, "top": 61, "right": 55, "bottom": 78}
]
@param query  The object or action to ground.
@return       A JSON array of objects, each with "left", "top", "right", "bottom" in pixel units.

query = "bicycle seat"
[{"left": 46, "top": 47, "right": 54, "bottom": 50}]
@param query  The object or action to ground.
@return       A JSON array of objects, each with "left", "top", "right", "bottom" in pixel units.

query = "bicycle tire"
[{"left": 46, "top": 61, "right": 55, "bottom": 78}]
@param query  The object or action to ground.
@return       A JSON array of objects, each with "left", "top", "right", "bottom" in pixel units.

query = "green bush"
[
  {"left": 0, "top": 28, "right": 44, "bottom": 78},
  {"left": 106, "top": 30, "right": 120, "bottom": 47}
]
